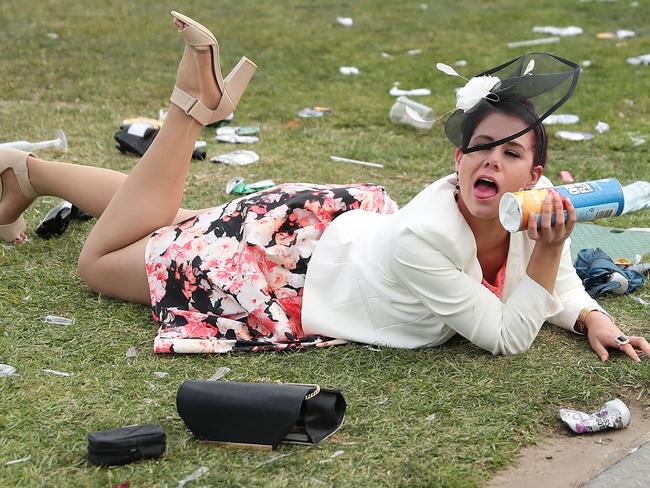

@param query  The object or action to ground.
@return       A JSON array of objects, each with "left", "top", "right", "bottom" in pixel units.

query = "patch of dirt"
[{"left": 487, "top": 400, "right": 650, "bottom": 488}]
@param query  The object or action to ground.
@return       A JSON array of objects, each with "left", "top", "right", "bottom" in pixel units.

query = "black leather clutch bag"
[
  {"left": 87, "top": 424, "right": 166, "bottom": 466},
  {"left": 176, "top": 381, "right": 346, "bottom": 449}
]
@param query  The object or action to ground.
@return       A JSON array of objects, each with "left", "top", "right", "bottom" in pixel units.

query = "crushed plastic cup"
[
  {"left": 297, "top": 107, "right": 332, "bottom": 118},
  {"left": 389, "top": 96, "right": 435, "bottom": 130},
  {"left": 556, "top": 130, "right": 594, "bottom": 141},
  {"left": 389, "top": 86, "right": 431, "bottom": 97},
  {"left": 507, "top": 36, "right": 560, "bottom": 48},
  {"left": 339, "top": 66, "right": 360, "bottom": 75},
  {"left": 544, "top": 114, "right": 579, "bottom": 125},
  {"left": 225, "top": 177, "right": 275, "bottom": 195},
  {"left": 336, "top": 17, "right": 353, "bottom": 27},
  {"left": 208, "top": 366, "right": 231, "bottom": 381},
  {"left": 215, "top": 134, "right": 259, "bottom": 144},
  {"left": 595, "top": 121, "right": 610, "bottom": 134},
  {"left": 42, "top": 315, "right": 74, "bottom": 326},
  {"left": 210, "top": 150, "right": 259, "bottom": 166},
  {"left": 533, "top": 25, "right": 583, "bottom": 36},
  {"left": 560, "top": 398, "right": 631, "bottom": 434},
  {"left": 0, "top": 364, "right": 17, "bottom": 377},
  {"left": 627, "top": 54, "right": 650, "bottom": 66},
  {"left": 216, "top": 126, "right": 260, "bottom": 137}
]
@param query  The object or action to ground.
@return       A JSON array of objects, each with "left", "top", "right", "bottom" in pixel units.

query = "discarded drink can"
[
  {"left": 499, "top": 178, "right": 625, "bottom": 232},
  {"left": 42, "top": 315, "right": 74, "bottom": 326},
  {"left": 560, "top": 398, "right": 631, "bottom": 434}
]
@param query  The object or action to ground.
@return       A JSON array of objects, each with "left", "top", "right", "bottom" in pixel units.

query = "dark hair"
[{"left": 461, "top": 96, "right": 548, "bottom": 167}]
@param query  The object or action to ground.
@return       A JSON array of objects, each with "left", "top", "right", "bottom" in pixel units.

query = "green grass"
[{"left": 1, "top": 0, "right": 649, "bottom": 486}]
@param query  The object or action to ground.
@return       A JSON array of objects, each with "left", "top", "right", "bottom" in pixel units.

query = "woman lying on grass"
[{"left": 0, "top": 12, "right": 647, "bottom": 359}]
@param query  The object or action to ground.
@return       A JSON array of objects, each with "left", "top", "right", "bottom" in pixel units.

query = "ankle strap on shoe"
[{"left": 170, "top": 86, "right": 213, "bottom": 126}]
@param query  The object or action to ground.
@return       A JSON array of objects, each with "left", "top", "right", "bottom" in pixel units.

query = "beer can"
[{"left": 499, "top": 178, "right": 625, "bottom": 232}]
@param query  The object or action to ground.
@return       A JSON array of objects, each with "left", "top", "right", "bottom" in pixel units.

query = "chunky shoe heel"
[
  {"left": 169, "top": 10, "right": 257, "bottom": 126},
  {"left": 0, "top": 148, "right": 38, "bottom": 243}
]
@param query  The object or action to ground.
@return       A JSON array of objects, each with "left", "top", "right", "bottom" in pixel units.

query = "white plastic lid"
[{"left": 606, "top": 398, "right": 631, "bottom": 427}]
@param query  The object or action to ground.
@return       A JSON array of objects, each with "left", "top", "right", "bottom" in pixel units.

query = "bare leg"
[{"left": 77, "top": 43, "right": 222, "bottom": 302}]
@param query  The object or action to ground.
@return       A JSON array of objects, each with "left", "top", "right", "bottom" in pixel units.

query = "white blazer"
[{"left": 301, "top": 174, "right": 607, "bottom": 355}]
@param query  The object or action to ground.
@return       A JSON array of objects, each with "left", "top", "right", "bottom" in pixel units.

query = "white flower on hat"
[
  {"left": 455, "top": 75, "right": 501, "bottom": 112},
  {"left": 436, "top": 62, "right": 501, "bottom": 113}
]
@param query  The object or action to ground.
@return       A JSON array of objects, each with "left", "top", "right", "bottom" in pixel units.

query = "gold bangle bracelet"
[{"left": 575, "top": 307, "right": 598, "bottom": 334}]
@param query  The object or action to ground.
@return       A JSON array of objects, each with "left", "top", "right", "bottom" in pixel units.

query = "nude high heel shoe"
[
  {"left": 0, "top": 148, "right": 38, "bottom": 243},
  {"left": 169, "top": 10, "right": 257, "bottom": 126}
]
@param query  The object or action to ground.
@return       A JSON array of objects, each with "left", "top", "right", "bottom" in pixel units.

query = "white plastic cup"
[
  {"left": 389, "top": 96, "right": 435, "bottom": 130},
  {"left": 560, "top": 398, "right": 631, "bottom": 434}
]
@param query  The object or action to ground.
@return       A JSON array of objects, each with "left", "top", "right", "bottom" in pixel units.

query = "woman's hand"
[
  {"left": 527, "top": 189, "right": 576, "bottom": 246},
  {"left": 525, "top": 190, "right": 577, "bottom": 293},
  {"left": 585, "top": 311, "right": 650, "bottom": 362}
]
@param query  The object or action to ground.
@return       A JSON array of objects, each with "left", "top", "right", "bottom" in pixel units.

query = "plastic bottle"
[
  {"left": 622, "top": 181, "right": 650, "bottom": 214},
  {"left": 389, "top": 96, "right": 435, "bottom": 129}
]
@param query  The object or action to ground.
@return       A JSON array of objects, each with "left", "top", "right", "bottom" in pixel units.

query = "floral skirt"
[{"left": 145, "top": 183, "right": 398, "bottom": 353}]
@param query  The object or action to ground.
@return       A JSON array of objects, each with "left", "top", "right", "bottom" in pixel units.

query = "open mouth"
[{"left": 473, "top": 177, "right": 499, "bottom": 199}]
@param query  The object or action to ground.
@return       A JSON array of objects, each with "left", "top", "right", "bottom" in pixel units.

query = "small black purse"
[
  {"left": 176, "top": 381, "right": 346, "bottom": 449},
  {"left": 87, "top": 424, "right": 166, "bottom": 466}
]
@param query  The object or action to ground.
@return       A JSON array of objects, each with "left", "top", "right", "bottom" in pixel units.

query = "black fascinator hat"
[{"left": 439, "top": 52, "right": 580, "bottom": 154}]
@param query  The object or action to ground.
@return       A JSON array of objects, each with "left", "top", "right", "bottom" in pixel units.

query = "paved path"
[{"left": 583, "top": 441, "right": 650, "bottom": 488}]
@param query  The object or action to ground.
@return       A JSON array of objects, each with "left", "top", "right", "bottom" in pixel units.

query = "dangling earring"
[{"left": 454, "top": 171, "right": 460, "bottom": 202}]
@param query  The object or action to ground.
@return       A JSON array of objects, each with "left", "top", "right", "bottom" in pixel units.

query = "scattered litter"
[
  {"left": 631, "top": 296, "right": 648, "bottom": 306},
  {"left": 368, "top": 345, "right": 382, "bottom": 352},
  {"left": 216, "top": 126, "right": 260, "bottom": 137},
  {"left": 297, "top": 107, "right": 332, "bottom": 118},
  {"left": 560, "top": 170, "right": 575, "bottom": 183},
  {"left": 390, "top": 96, "right": 435, "bottom": 129},
  {"left": 507, "top": 36, "right": 560, "bottom": 48},
  {"left": 407, "top": 48, "right": 422, "bottom": 56},
  {"left": 629, "top": 134, "right": 646, "bottom": 146},
  {"left": 622, "top": 181, "right": 650, "bottom": 214},
  {"left": 210, "top": 150, "right": 259, "bottom": 166},
  {"left": 581, "top": 60, "right": 592, "bottom": 68},
  {"left": 0, "top": 364, "right": 17, "bottom": 377},
  {"left": 627, "top": 54, "right": 650, "bottom": 66},
  {"left": 543, "top": 114, "right": 579, "bottom": 125},
  {"left": 381, "top": 52, "right": 392, "bottom": 59},
  {"left": 419, "top": 3, "right": 428, "bottom": 10},
  {"left": 126, "top": 347, "right": 140, "bottom": 358},
  {"left": 309, "top": 478, "right": 327, "bottom": 485},
  {"left": 598, "top": 30, "right": 636, "bottom": 39},
  {"left": 225, "top": 177, "right": 276, "bottom": 195},
  {"left": 208, "top": 366, "right": 231, "bottom": 381},
  {"left": 5, "top": 456, "right": 31, "bottom": 466},
  {"left": 336, "top": 17, "right": 353, "bottom": 27},
  {"left": 178, "top": 466, "right": 209, "bottom": 487},
  {"left": 318, "top": 450, "right": 345, "bottom": 463},
  {"left": 556, "top": 130, "right": 594, "bottom": 141},
  {"left": 330, "top": 155, "right": 384, "bottom": 168},
  {"left": 0, "top": 129, "right": 68, "bottom": 153},
  {"left": 389, "top": 86, "right": 431, "bottom": 97},
  {"left": 153, "top": 372, "right": 169, "bottom": 379},
  {"left": 216, "top": 134, "right": 259, "bottom": 144},
  {"left": 455, "top": 59, "right": 467, "bottom": 67},
  {"left": 143, "top": 398, "right": 160, "bottom": 406},
  {"left": 254, "top": 453, "right": 291, "bottom": 469},
  {"left": 426, "top": 413, "right": 437, "bottom": 421},
  {"left": 533, "top": 26, "right": 583, "bottom": 36},
  {"left": 46, "top": 32, "right": 59, "bottom": 39},
  {"left": 339, "top": 66, "right": 360, "bottom": 75},
  {"left": 595, "top": 121, "right": 610, "bottom": 134},
  {"left": 42, "top": 369, "right": 72, "bottom": 377},
  {"left": 560, "top": 398, "right": 630, "bottom": 434},
  {"left": 42, "top": 315, "right": 74, "bottom": 326}
]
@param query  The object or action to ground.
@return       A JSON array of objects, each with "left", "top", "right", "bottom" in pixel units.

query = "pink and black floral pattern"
[{"left": 145, "top": 183, "right": 397, "bottom": 353}]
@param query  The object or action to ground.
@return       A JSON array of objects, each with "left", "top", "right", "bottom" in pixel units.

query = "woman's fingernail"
[{"left": 601, "top": 355, "right": 607, "bottom": 362}]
